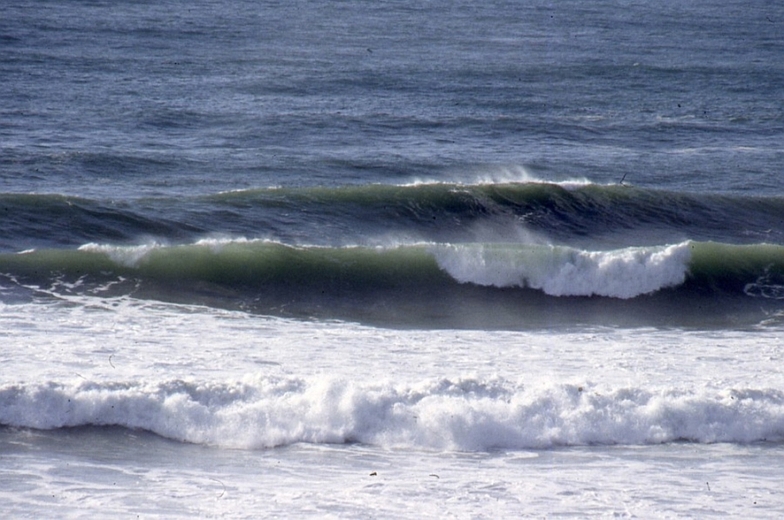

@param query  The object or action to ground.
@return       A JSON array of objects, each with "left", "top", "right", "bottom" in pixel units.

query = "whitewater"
[
  {"left": 3, "top": 0, "right": 784, "bottom": 517},
  {"left": 3, "top": 296, "right": 784, "bottom": 516}
]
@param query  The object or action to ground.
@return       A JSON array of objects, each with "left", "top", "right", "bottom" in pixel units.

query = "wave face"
[
  {"left": 2, "top": 238, "right": 784, "bottom": 328},
  {"left": 2, "top": 377, "right": 783, "bottom": 450},
  {"left": 2, "top": 180, "right": 784, "bottom": 328},
  {"left": 2, "top": 183, "right": 784, "bottom": 252}
]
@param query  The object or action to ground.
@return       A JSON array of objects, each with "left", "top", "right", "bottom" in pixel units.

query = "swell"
[
  {"left": 0, "top": 193, "right": 201, "bottom": 252},
  {"left": 2, "top": 240, "right": 784, "bottom": 328},
  {"left": 206, "top": 183, "right": 784, "bottom": 246},
  {"left": 2, "top": 377, "right": 783, "bottom": 450},
  {"left": 3, "top": 183, "right": 784, "bottom": 251}
]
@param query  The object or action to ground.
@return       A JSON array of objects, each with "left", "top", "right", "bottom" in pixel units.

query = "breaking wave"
[
  {"left": 2, "top": 377, "right": 783, "bottom": 450},
  {"left": 2, "top": 239, "right": 784, "bottom": 328},
  {"left": 433, "top": 242, "right": 691, "bottom": 298}
]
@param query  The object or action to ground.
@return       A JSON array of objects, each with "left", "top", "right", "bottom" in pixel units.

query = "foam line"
[{"left": 2, "top": 378, "right": 783, "bottom": 450}]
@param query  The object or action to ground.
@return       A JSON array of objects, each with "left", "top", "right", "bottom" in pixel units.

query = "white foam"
[
  {"left": 404, "top": 164, "right": 591, "bottom": 188},
  {"left": 2, "top": 377, "right": 783, "bottom": 450},
  {"left": 434, "top": 242, "right": 692, "bottom": 298},
  {"left": 2, "top": 295, "right": 784, "bottom": 456},
  {"left": 77, "top": 237, "right": 274, "bottom": 266},
  {"left": 78, "top": 241, "right": 164, "bottom": 267}
]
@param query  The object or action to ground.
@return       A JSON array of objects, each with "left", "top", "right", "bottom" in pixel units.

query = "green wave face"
[
  {"left": 689, "top": 242, "right": 784, "bottom": 298},
  {"left": 3, "top": 239, "right": 784, "bottom": 329}
]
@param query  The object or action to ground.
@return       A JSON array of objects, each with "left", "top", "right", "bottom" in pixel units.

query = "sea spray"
[{"left": 433, "top": 242, "right": 692, "bottom": 298}]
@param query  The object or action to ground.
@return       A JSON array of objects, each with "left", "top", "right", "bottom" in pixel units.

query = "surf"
[
  {"left": 2, "top": 239, "right": 784, "bottom": 329},
  {"left": 3, "top": 376, "right": 784, "bottom": 450}
]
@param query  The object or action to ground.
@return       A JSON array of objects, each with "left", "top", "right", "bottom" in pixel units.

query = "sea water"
[{"left": 2, "top": 0, "right": 784, "bottom": 517}]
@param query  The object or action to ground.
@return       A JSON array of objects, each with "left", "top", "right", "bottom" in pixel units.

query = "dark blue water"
[
  {"left": 2, "top": 0, "right": 783, "bottom": 328},
  {"left": 3, "top": 0, "right": 782, "bottom": 195}
]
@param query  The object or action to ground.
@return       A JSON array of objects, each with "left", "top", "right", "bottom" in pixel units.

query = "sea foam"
[
  {"left": 434, "top": 242, "right": 692, "bottom": 298},
  {"left": 2, "top": 377, "right": 782, "bottom": 451}
]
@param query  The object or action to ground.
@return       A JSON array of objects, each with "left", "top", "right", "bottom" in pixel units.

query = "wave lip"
[
  {"left": 2, "top": 378, "right": 783, "bottom": 451},
  {"left": 403, "top": 164, "right": 592, "bottom": 188},
  {"left": 434, "top": 242, "right": 692, "bottom": 298}
]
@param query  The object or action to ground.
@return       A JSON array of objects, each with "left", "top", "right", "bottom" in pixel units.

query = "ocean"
[{"left": 2, "top": 0, "right": 784, "bottom": 517}]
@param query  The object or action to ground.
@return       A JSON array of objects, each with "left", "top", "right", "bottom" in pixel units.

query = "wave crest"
[
  {"left": 2, "top": 377, "right": 783, "bottom": 450},
  {"left": 434, "top": 242, "right": 692, "bottom": 298}
]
